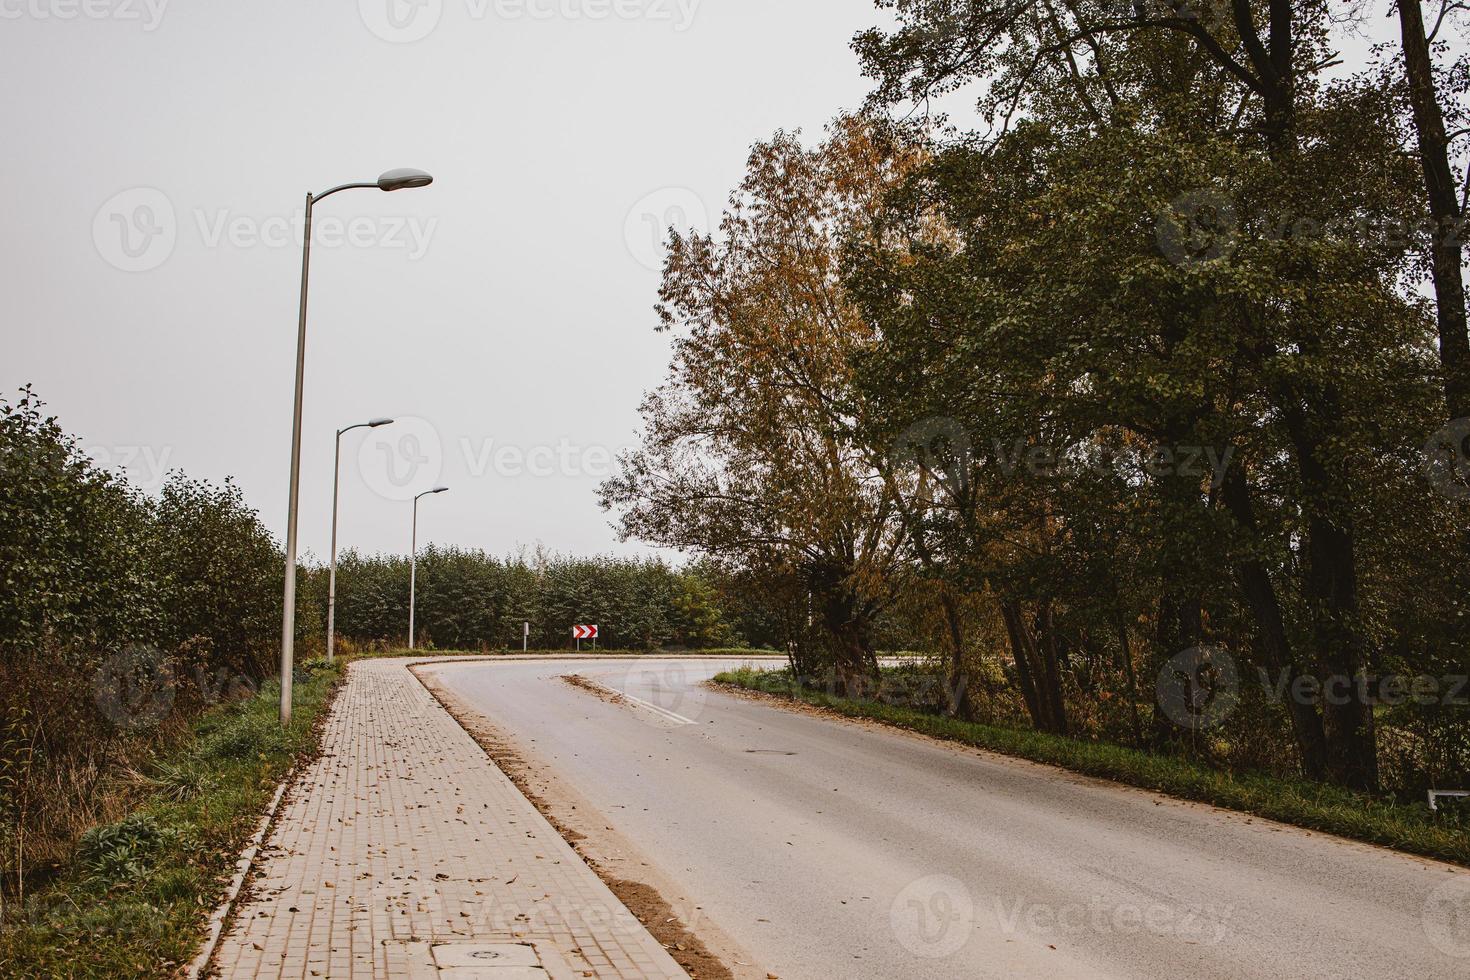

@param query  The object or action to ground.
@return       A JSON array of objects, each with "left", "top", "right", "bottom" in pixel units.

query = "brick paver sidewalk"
[{"left": 210, "top": 658, "right": 686, "bottom": 979}]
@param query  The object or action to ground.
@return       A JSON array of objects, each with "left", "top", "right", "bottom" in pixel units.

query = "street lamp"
[
  {"left": 278, "top": 168, "right": 433, "bottom": 727},
  {"left": 326, "top": 417, "right": 395, "bottom": 663},
  {"left": 409, "top": 486, "right": 450, "bottom": 651}
]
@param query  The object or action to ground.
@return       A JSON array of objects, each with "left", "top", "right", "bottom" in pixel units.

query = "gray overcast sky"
[
  {"left": 2, "top": 2, "right": 1406, "bottom": 565},
  {"left": 2, "top": 0, "right": 892, "bottom": 563}
]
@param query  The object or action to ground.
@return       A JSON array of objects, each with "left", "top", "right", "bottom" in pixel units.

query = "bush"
[
  {"left": 197, "top": 716, "right": 288, "bottom": 761},
  {"left": 76, "top": 814, "right": 183, "bottom": 885},
  {"left": 0, "top": 387, "right": 284, "bottom": 892}
]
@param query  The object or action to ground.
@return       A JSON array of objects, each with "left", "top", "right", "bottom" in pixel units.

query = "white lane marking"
[
  {"left": 565, "top": 673, "right": 699, "bottom": 727},
  {"left": 618, "top": 689, "right": 698, "bottom": 726}
]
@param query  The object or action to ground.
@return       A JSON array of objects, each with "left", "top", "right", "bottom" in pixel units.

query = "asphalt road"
[{"left": 428, "top": 657, "right": 1469, "bottom": 980}]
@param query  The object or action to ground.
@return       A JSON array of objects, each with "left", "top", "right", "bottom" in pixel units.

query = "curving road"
[{"left": 424, "top": 656, "right": 1469, "bottom": 980}]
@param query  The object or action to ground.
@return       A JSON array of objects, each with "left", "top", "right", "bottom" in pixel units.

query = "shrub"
[
  {"left": 76, "top": 814, "right": 183, "bottom": 885},
  {"left": 196, "top": 716, "right": 287, "bottom": 761},
  {"left": 0, "top": 388, "right": 283, "bottom": 891}
]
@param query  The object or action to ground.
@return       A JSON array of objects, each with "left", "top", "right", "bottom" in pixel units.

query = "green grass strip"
[
  {"left": 714, "top": 667, "right": 1470, "bottom": 868},
  {"left": 0, "top": 661, "right": 345, "bottom": 978}
]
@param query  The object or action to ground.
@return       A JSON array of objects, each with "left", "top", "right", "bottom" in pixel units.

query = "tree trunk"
[
  {"left": 1144, "top": 437, "right": 1210, "bottom": 745},
  {"left": 830, "top": 628, "right": 878, "bottom": 699},
  {"left": 1035, "top": 602, "right": 1070, "bottom": 736},
  {"left": 938, "top": 588, "right": 975, "bottom": 721},
  {"left": 1397, "top": 0, "right": 1470, "bottom": 420},
  {"left": 1220, "top": 464, "right": 1329, "bottom": 780},
  {"left": 1152, "top": 588, "right": 1204, "bottom": 745},
  {"left": 1240, "top": 0, "right": 1380, "bottom": 787},
  {"left": 1000, "top": 600, "right": 1044, "bottom": 728},
  {"left": 895, "top": 496, "right": 976, "bottom": 721},
  {"left": 1113, "top": 610, "right": 1145, "bottom": 747},
  {"left": 817, "top": 585, "right": 878, "bottom": 699},
  {"left": 1302, "top": 514, "right": 1379, "bottom": 791},
  {"left": 1279, "top": 403, "right": 1380, "bottom": 792},
  {"left": 1000, "top": 600, "right": 1068, "bottom": 735}
]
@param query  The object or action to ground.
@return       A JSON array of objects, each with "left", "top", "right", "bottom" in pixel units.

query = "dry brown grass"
[{"left": 2, "top": 649, "right": 221, "bottom": 900}]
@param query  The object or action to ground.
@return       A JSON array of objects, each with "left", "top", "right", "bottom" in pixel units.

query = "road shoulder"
[{"left": 707, "top": 676, "right": 1470, "bottom": 872}]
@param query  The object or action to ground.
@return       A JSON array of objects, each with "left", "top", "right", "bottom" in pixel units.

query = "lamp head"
[
  {"left": 368, "top": 418, "right": 395, "bottom": 428},
  {"left": 378, "top": 168, "right": 434, "bottom": 192}
]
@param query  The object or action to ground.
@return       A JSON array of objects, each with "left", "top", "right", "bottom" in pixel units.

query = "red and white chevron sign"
[{"left": 572, "top": 625, "right": 599, "bottom": 640}]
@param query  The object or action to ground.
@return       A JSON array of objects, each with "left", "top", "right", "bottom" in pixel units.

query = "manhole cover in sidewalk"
[{"left": 431, "top": 941, "right": 544, "bottom": 971}]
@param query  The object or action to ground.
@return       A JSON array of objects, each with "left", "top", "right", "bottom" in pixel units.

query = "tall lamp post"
[
  {"left": 278, "top": 168, "right": 433, "bottom": 727},
  {"left": 409, "top": 487, "right": 450, "bottom": 650},
  {"left": 326, "top": 417, "right": 396, "bottom": 663}
]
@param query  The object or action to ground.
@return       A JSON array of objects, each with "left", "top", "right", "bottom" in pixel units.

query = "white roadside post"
[{"left": 1429, "top": 790, "right": 1470, "bottom": 811}]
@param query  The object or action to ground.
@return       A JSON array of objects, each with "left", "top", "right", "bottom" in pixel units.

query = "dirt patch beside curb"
[{"left": 561, "top": 672, "right": 630, "bottom": 706}]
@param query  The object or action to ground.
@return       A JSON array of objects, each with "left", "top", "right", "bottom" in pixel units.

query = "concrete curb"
[{"left": 184, "top": 780, "right": 288, "bottom": 980}]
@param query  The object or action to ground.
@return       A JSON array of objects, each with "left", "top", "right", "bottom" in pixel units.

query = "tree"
[
  {"left": 601, "top": 120, "right": 918, "bottom": 695},
  {"left": 849, "top": 0, "right": 1438, "bottom": 788},
  {"left": 1394, "top": 0, "right": 1469, "bottom": 420}
]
